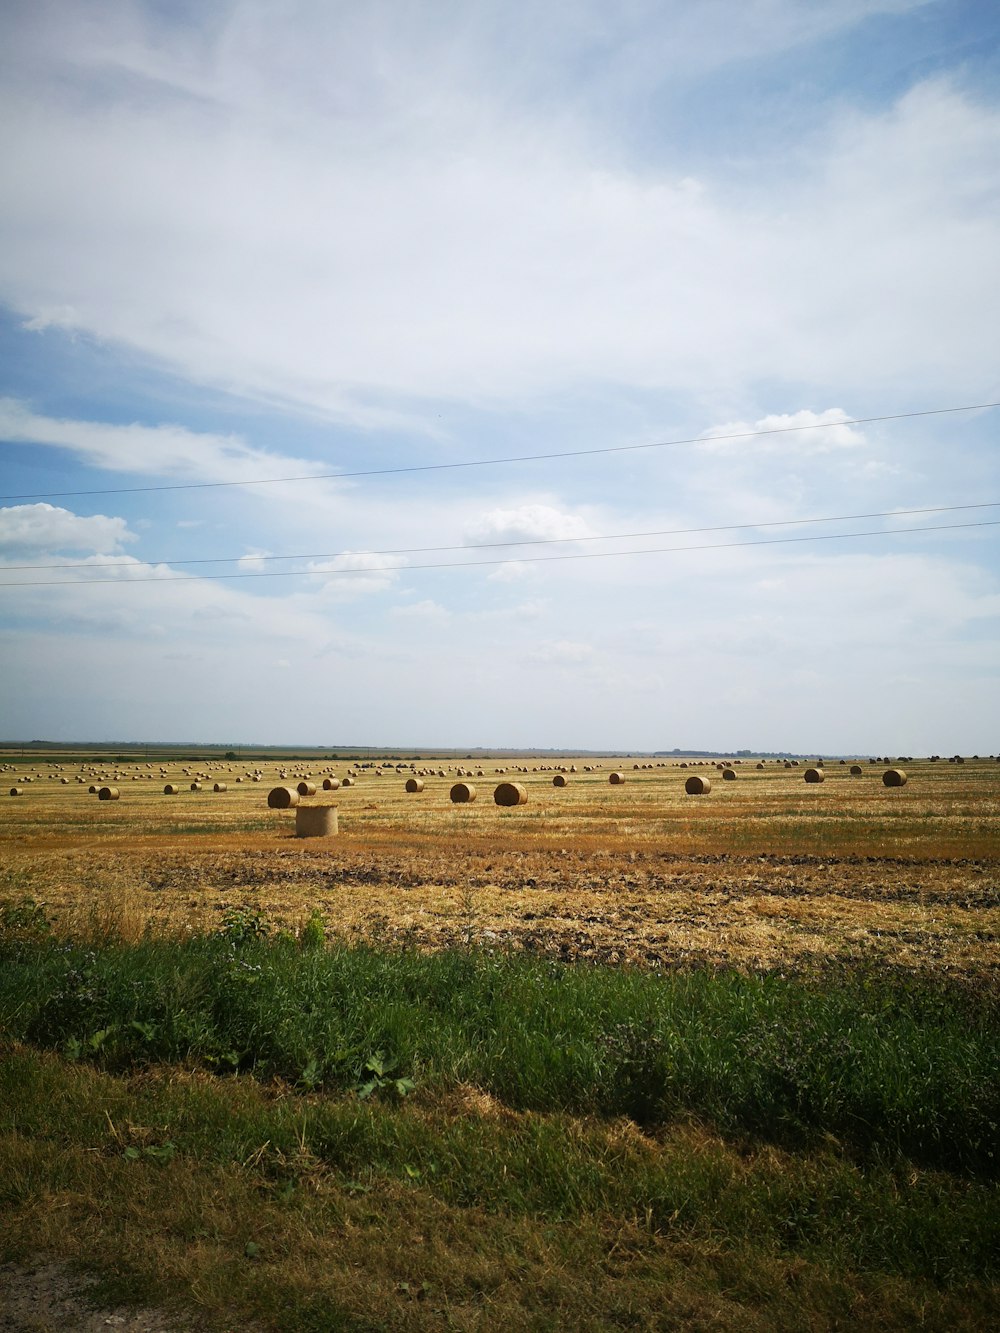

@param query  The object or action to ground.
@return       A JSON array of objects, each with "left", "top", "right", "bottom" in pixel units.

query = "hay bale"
[
  {"left": 295, "top": 805, "right": 338, "bottom": 837},
  {"left": 341, "top": 777, "right": 354, "bottom": 787},
  {"left": 322, "top": 777, "right": 341, "bottom": 791},
  {"left": 213, "top": 782, "right": 228, "bottom": 792},
  {"left": 190, "top": 781, "right": 202, "bottom": 791},
  {"left": 552, "top": 773, "right": 567, "bottom": 787},
  {"left": 88, "top": 785, "right": 98, "bottom": 793},
  {"left": 722, "top": 768, "right": 737, "bottom": 781},
  {"left": 98, "top": 786, "right": 120, "bottom": 801},
  {"left": 608, "top": 772, "right": 625, "bottom": 785},
  {"left": 450, "top": 782, "right": 476, "bottom": 803},
  {"left": 850, "top": 765, "right": 863, "bottom": 776},
  {"left": 9, "top": 787, "right": 22, "bottom": 796},
  {"left": 685, "top": 775, "right": 711, "bottom": 795},
  {"left": 163, "top": 784, "right": 179, "bottom": 795},
  {"left": 495, "top": 782, "right": 528, "bottom": 806},
  {"left": 804, "top": 768, "right": 824, "bottom": 784},
  {"left": 297, "top": 781, "right": 317, "bottom": 797},
  {"left": 883, "top": 768, "right": 907, "bottom": 787},
  {"left": 268, "top": 786, "right": 299, "bottom": 809},
  {"left": 405, "top": 777, "right": 425, "bottom": 793},
  {"left": 756, "top": 762, "right": 764, "bottom": 769}
]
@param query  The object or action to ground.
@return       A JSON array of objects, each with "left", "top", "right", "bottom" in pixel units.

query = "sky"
[{"left": 0, "top": 0, "right": 998, "bottom": 753}]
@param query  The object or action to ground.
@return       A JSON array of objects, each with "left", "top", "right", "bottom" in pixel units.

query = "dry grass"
[
  {"left": 2, "top": 750, "right": 999, "bottom": 1330},
  {"left": 0, "top": 752, "right": 997, "bottom": 978},
  {"left": 2, "top": 1049, "right": 997, "bottom": 1332}
]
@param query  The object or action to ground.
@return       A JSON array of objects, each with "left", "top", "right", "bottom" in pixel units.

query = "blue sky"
[{"left": 0, "top": 0, "right": 998, "bottom": 751}]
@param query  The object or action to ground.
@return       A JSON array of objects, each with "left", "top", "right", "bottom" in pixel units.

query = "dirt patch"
[{"left": 0, "top": 1259, "right": 196, "bottom": 1331}]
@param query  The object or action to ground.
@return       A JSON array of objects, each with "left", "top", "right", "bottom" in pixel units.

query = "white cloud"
[
  {"left": 1, "top": 13, "right": 996, "bottom": 419},
  {"left": 464, "top": 503, "right": 595, "bottom": 546},
  {"left": 487, "top": 560, "right": 534, "bottom": 583},
  {"left": 305, "top": 550, "right": 406, "bottom": 599},
  {"left": 237, "top": 549, "right": 272, "bottom": 572},
  {"left": 0, "top": 502, "right": 135, "bottom": 554},
  {"left": 0, "top": 4, "right": 996, "bottom": 752},
  {"left": 526, "top": 639, "right": 596, "bottom": 665},
  {"left": 390, "top": 598, "right": 451, "bottom": 621},
  {"left": 699, "top": 408, "right": 867, "bottom": 454},
  {"left": 21, "top": 304, "right": 80, "bottom": 332},
  {"left": 0, "top": 398, "right": 337, "bottom": 496}
]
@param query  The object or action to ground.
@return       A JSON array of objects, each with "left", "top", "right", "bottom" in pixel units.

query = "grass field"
[{"left": 1, "top": 749, "right": 998, "bottom": 1329}]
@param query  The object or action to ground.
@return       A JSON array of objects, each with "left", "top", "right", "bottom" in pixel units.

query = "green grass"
[
  {"left": 1, "top": 900, "right": 997, "bottom": 1176},
  {"left": 2, "top": 899, "right": 998, "bottom": 1328},
  {"left": 2, "top": 1045, "right": 997, "bottom": 1286}
]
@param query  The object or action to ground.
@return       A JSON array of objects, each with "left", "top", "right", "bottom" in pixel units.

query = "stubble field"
[
  {"left": 1, "top": 749, "right": 999, "bottom": 1331},
  {"left": 3, "top": 752, "right": 998, "bottom": 980}
]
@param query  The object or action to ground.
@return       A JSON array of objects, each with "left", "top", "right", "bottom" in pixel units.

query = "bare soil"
[{"left": 0, "top": 1259, "right": 195, "bottom": 1332}]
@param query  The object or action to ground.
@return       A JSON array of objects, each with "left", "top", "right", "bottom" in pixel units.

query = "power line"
[
  {"left": 1, "top": 518, "right": 995, "bottom": 588},
  {"left": 3, "top": 500, "right": 997, "bottom": 572},
  {"left": 2, "top": 399, "right": 997, "bottom": 502}
]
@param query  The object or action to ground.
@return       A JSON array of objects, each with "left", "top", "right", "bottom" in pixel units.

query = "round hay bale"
[
  {"left": 297, "top": 781, "right": 317, "bottom": 797},
  {"left": 163, "top": 783, "right": 179, "bottom": 795},
  {"left": 98, "top": 786, "right": 120, "bottom": 801},
  {"left": 268, "top": 785, "right": 299, "bottom": 809},
  {"left": 450, "top": 782, "right": 476, "bottom": 804},
  {"left": 341, "top": 777, "right": 354, "bottom": 787},
  {"left": 722, "top": 768, "right": 737, "bottom": 781},
  {"left": 850, "top": 764, "right": 863, "bottom": 776},
  {"left": 494, "top": 782, "right": 528, "bottom": 806},
  {"left": 685, "top": 775, "right": 711, "bottom": 795},
  {"left": 9, "top": 787, "right": 22, "bottom": 796},
  {"left": 405, "top": 777, "right": 425, "bottom": 793},
  {"left": 804, "top": 768, "right": 824, "bottom": 784},
  {"left": 190, "top": 781, "right": 202, "bottom": 791},
  {"left": 608, "top": 772, "right": 625, "bottom": 785},
  {"left": 213, "top": 782, "right": 228, "bottom": 792},
  {"left": 60, "top": 777, "right": 69, "bottom": 784},
  {"left": 295, "top": 805, "right": 338, "bottom": 838},
  {"left": 322, "top": 777, "right": 341, "bottom": 791},
  {"left": 552, "top": 773, "right": 567, "bottom": 787},
  {"left": 756, "top": 762, "right": 764, "bottom": 769},
  {"left": 883, "top": 768, "right": 907, "bottom": 787},
  {"left": 88, "top": 784, "right": 98, "bottom": 794}
]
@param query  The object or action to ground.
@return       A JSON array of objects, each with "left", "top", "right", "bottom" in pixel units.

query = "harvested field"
[
  {"left": 1, "top": 752, "right": 997, "bottom": 982},
  {"left": 2, "top": 749, "right": 999, "bottom": 1332}
]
